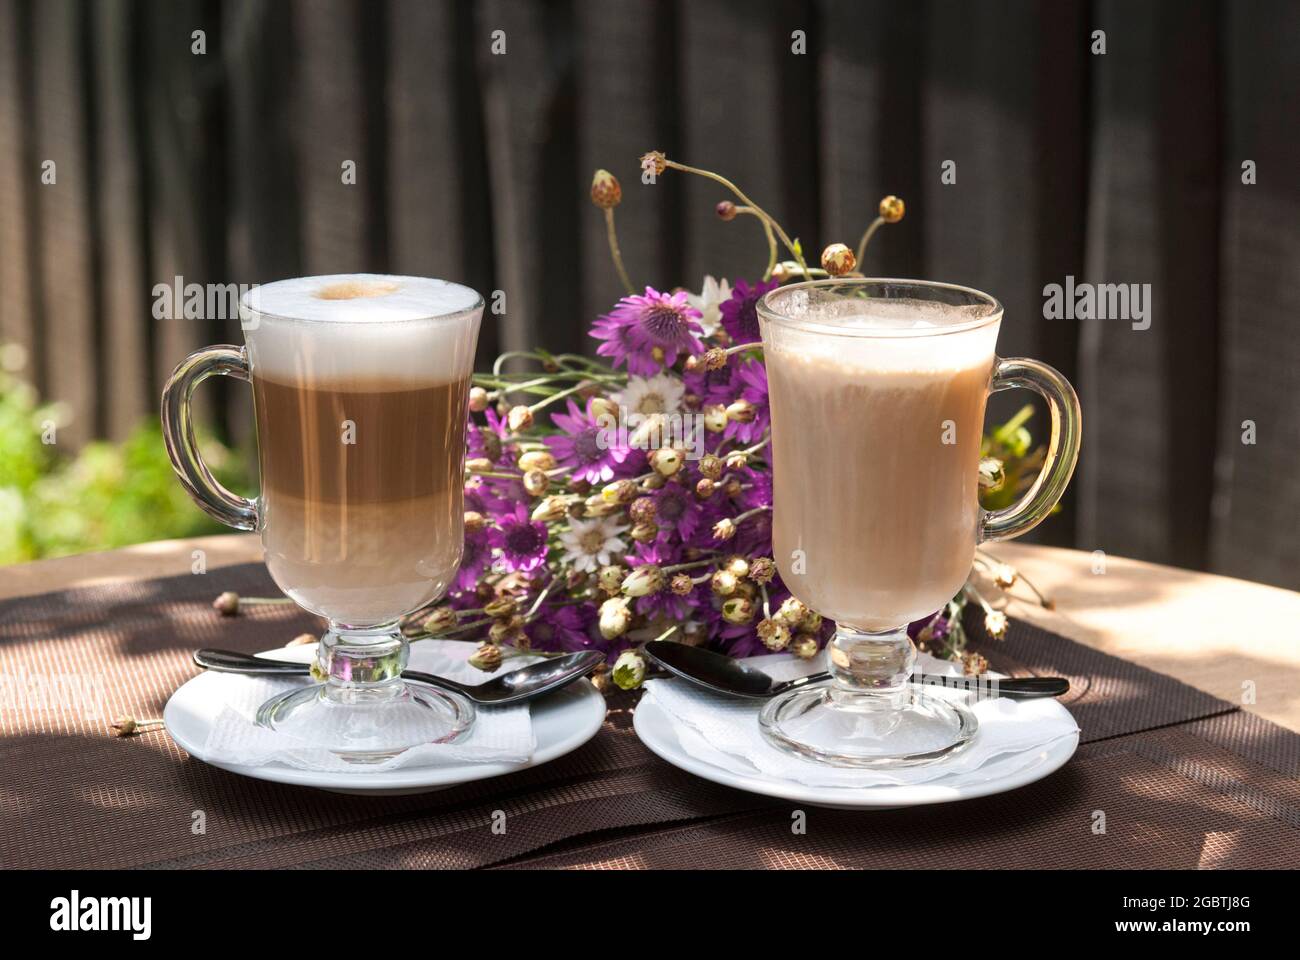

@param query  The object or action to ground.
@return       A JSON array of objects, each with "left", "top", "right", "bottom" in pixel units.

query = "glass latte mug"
[
  {"left": 162, "top": 275, "right": 483, "bottom": 761},
  {"left": 757, "top": 279, "right": 1081, "bottom": 767}
]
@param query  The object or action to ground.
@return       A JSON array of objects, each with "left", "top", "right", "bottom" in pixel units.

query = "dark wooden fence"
[{"left": 0, "top": 0, "right": 1297, "bottom": 589}]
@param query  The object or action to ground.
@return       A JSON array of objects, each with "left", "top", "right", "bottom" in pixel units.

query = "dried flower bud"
[
  {"left": 699, "top": 454, "right": 724, "bottom": 481},
  {"left": 701, "top": 404, "right": 728, "bottom": 433},
  {"left": 771, "top": 261, "right": 802, "bottom": 283},
  {"left": 878, "top": 195, "right": 905, "bottom": 223},
  {"left": 518, "top": 449, "right": 557, "bottom": 472},
  {"left": 984, "top": 610, "right": 1008, "bottom": 639},
  {"left": 483, "top": 597, "right": 518, "bottom": 619},
  {"left": 649, "top": 447, "right": 683, "bottom": 477},
  {"left": 468, "top": 386, "right": 489, "bottom": 412},
  {"left": 979, "top": 457, "right": 1005, "bottom": 492},
  {"left": 670, "top": 573, "right": 695, "bottom": 596},
  {"left": 523, "top": 469, "right": 549, "bottom": 496},
  {"left": 630, "top": 521, "right": 659, "bottom": 543},
  {"left": 695, "top": 477, "right": 716, "bottom": 499},
  {"left": 640, "top": 150, "right": 667, "bottom": 177},
  {"left": 583, "top": 494, "right": 622, "bottom": 517},
  {"left": 791, "top": 634, "right": 820, "bottom": 659},
  {"left": 287, "top": 633, "right": 317, "bottom": 647},
  {"left": 722, "top": 478, "right": 743, "bottom": 499},
  {"left": 590, "top": 169, "right": 622, "bottom": 209},
  {"left": 640, "top": 473, "right": 666, "bottom": 491},
  {"left": 721, "top": 596, "right": 756, "bottom": 625},
  {"left": 798, "top": 611, "right": 824, "bottom": 634},
  {"left": 963, "top": 652, "right": 990, "bottom": 676},
  {"left": 598, "top": 565, "right": 626, "bottom": 595},
  {"left": 601, "top": 478, "right": 639, "bottom": 504},
  {"left": 748, "top": 557, "right": 776, "bottom": 584},
  {"left": 611, "top": 649, "right": 647, "bottom": 690},
  {"left": 599, "top": 597, "right": 633, "bottom": 639},
  {"left": 715, "top": 200, "right": 737, "bottom": 221},
  {"left": 111, "top": 716, "right": 138, "bottom": 737},
  {"left": 712, "top": 518, "right": 737, "bottom": 541},
  {"left": 756, "top": 618, "right": 792, "bottom": 652},
  {"left": 488, "top": 617, "right": 524, "bottom": 645},
  {"left": 728, "top": 398, "right": 759, "bottom": 424},
  {"left": 212, "top": 591, "right": 240, "bottom": 616},
  {"left": 507, "top": 405, "right": 534, "bottom": 432},
  {"left": 465, "top": 457, "right": 495, "bottom": 475},
  {"left": 629, "top": 496, "right": 656, "bottom": 522},
  {"left": 683, "top": 354, "right": 702, "bottom": 374},
  {"left": 725, "top": 452, "right": 748, "bottom": 471},
  {"left": 724, "top": 555, "right": 750, "bottom": 579},
  {"left": 993, "top": 564, "right": 1018, "bottom": 590},
  {"left": 469, "top": 643, "right": 504, "bottom": 671},
  {"left": 479, "top": 428, "right": 502, "bottom": 462},
  {"left": 703, "top": 347, "right": 728, "bottom": 371},
  {"left": 422, "top": 607, "right": 459, "bottom": 634},
  {"left": 589, "top": 396, "right": 618, "bottom": 424},
  {"left": 589, "top": 671, "right": 610, "bottom": 694},
  {"left": 820, "top": 242, "right": 857, "bottom": 277},
  {"left": 622, "top": 565, "right": 665, "bottom": 597},
  {"left": 774, "top": 596, "right": 810, "bottom": 627},
  {"left": 711, "top": 569, "right": 739, "bottom": 597},
  {"left": 532, "top": 495, "right": 571, "bottom": 523}
]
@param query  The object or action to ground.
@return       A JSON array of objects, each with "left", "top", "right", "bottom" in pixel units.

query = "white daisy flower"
[
  {"left": 559, "top": 516, "right": 629, "bottom": 573},
  {"left": 685, "top": 275, "right": 731, "bottom": 338},
  {"left": 613, "top": 372, "right": 686, "bottom": 416}
]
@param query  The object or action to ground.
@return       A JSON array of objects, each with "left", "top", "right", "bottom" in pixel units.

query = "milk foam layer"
[
  {"left": 763, "top": 295, "right": 1000, "bottom": 377},
  {"left": 241, "top": 274, "right": 483, "bottom": 382}
]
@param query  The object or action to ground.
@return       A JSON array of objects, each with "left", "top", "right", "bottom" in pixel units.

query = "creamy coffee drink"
[
  {"left": 764, "top": 298, "right": 998, "bottom": 632},
  {"left": 241, "top": 275, "right": 481, "bottom": 626}
]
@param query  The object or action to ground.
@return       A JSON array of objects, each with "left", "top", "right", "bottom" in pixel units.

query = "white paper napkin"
[
  {"left": 199, "top": 641, "right": 536, "bottom": 773},
  {"left": 642, "top": 651, "right": 1078, "bottom": 789}
]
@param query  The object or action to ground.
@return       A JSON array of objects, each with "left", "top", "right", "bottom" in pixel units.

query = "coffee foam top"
[
  {"left": 242, "top": 275, "right": 483, "bottom": 382},
  {"left": 762, "top": 296, "right": 999, "bottom": 376}
]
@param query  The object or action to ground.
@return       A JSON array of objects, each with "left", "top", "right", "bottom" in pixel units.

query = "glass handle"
[
  {"left": 160, "top": 345, "right": 259, "bottom": 531},
  {"left": 979, "top": 356, "right": 1081, "bottom": 543}
]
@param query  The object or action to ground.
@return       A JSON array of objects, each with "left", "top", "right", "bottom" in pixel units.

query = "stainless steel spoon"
[
  {"left": 643, "top": 640, "right": 1069, "bottom": 701},
  {"left": 193, "top": 647, "right": 605, "bottom": 706}
]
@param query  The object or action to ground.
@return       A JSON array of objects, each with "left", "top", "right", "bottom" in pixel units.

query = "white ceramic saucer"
[
  {"left": 165, "top": 642, "right": 607, "bottom": 796},
  {"left": 633, "top": 657, "right": 1078, "bottom": 810}
]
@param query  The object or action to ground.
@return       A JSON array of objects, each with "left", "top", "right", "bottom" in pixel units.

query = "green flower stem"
[
  {"left": 992, "top": 404, "right": 1035, "bottom": 446},
  {"left": 662, "top": 159, "right": 811, "bottom": 281},
  {"left": 661, "top": 555, "right": 722, "bottom": 575},
  {"left": 526, "top": 381, "right": 589, "bottom": 415},
  {"left": 239, "top": 597, "right": 294, "bottom": 605},
  {"left": 854, "top": 215, "right": 887, "bottom": 266},
  {"left": 605, "top": 207, "right": 635, "bottom": 295},
  {"left": 734, "top": 206, "right": 778, "bottom": 280}
]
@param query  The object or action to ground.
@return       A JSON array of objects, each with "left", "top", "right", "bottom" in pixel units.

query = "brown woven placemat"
[{"left": 1, "top": 562, "right": 1296, "bottom": 869}]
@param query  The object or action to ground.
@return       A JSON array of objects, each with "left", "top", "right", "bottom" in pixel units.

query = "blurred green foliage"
[{"left": 0, "top": 365, "right": 250, "bottom": 565}]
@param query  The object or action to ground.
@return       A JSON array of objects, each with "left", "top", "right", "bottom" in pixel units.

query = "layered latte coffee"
[{"left": 242, "top": 275, "right": 480, "bottom": 626}]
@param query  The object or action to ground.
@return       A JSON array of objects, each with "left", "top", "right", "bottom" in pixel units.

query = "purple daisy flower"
[
  {"left": 488, "top": 503, "right": 549, "bottom": 573},
  {"left": 455, "top": 525, "right": 493, "bottom": 592},
  {"left": 591, "top": 287, "right": 705, "bottom": 375},
  {"left": 545, "top": 398, "right": 630, "bottom": 484},
  {"left": 526, "top": 604, "right": 596, "bottom": 653},
  {"left": 719, "top": 278, "right": 778, "bottom": 346},
  {"left": 726, "top": 359, "right": 770, "bottom": 444},
  {"left": 651, "top": 480, "right": 703, "bottom": 541}
]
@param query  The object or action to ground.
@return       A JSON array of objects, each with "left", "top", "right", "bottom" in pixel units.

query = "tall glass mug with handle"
[
  {"left": 757, "top": 279, "right": 1080, "bottom": 767},
  {"left": 162, "top": 275, "right": 483, "bottom": 762}
]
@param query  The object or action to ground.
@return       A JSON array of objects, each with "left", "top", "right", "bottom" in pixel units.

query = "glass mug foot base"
[
  {"left": 255, "top": 681, "right": 476, "bottom": 764},
  {"left": 758, "top": 683, "right": 978, "bottom": 768}
]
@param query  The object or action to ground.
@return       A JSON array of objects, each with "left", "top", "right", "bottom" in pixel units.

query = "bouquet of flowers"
[
  {"left": 415, "top": 151, "right": 1050, "bottom": 691},
  {"left": 216, "top": 151, "right": 1052, "bottom": 693}
]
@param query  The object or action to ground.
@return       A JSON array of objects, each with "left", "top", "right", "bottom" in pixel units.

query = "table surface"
[{"left": 3, "top": 534, "right": 1297, "bottom": 733}]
